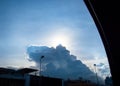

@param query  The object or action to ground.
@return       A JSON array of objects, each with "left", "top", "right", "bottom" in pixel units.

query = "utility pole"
[
  {"left": 94, "top": 64, "right": 99, "bottom": 85},
  {"left": 40, "top": 56, "right": 44, "bottom": 76}
]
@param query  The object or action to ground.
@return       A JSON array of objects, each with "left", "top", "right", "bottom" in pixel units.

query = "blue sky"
[{"left": 0, "top": 0, "right": 110, "bottom": 77}]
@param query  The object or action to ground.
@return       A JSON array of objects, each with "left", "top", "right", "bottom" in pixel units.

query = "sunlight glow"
[{"left": 51, "top": 34, "right": 70, "bottom": 48}]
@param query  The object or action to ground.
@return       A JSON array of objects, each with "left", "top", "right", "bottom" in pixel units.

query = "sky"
[{"left": 0, "top": 0, "right": 111, "bottom": 81}]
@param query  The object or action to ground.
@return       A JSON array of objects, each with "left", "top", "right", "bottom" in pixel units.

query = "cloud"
[
  {"left": 96, "top": 63, "right": 111, "bottom": 78},
  {"left": 27, "top": 44, "right": 104, "bottom": 83}
]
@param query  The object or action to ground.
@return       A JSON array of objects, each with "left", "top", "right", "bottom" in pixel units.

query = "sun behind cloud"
[{"left": 51, "top": 34, "right": 70, "bottom": 48}]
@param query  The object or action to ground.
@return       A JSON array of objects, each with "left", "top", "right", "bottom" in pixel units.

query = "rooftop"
[{"left": 0, "top": 67, "right": 38, "bottom": 74}]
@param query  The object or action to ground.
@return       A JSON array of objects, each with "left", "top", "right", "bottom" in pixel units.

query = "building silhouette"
[
  {"left": 64, "top": 79, "right": 98, "bottom": 86},
  {"left": 0, "top": 67, "right": 62, "bottom": 86}
]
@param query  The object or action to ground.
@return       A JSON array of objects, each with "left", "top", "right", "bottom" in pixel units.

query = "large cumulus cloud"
[{"left": 27, "top": 44, "right": 103, "bottom": 83}]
